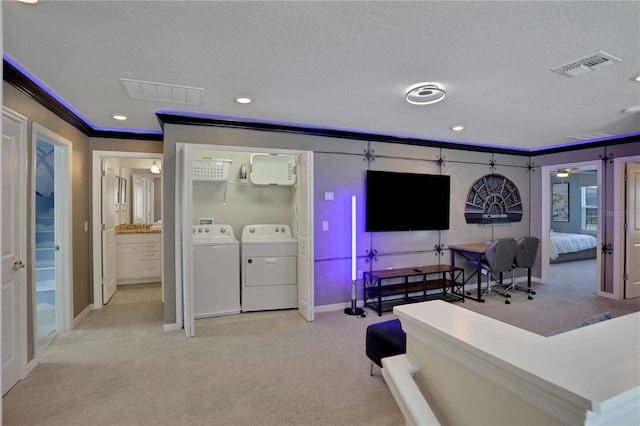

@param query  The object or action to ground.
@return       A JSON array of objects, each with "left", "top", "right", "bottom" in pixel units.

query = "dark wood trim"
[
  {"left": 155, "top": 112, "right": 531, "bottom": 156},
  {"left": 4, "top": 59, "right": 94, "bottom": 135},
  {"left": 530, "top": 133, "right": 640, "bottom": 156},
  {"left": 3, "top": 59, "right": 162, "bottom": 141},
  {"left": 91, "top": 129, "right": 163, "bottom": 141}
]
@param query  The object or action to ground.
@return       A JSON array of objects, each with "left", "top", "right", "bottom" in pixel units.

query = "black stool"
[{"left": 365, "top": 319, "right": 406, "bottom": 376}]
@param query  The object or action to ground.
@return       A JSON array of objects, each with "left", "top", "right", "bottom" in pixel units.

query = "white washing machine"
[
  {"left": 193, "top": 224, "right": 240, "bottom": 318},
  {"left": 241, "top": 224, "right": 297, "bottom": 312}
]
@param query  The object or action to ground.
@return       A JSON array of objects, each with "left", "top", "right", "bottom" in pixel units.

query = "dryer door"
[{"left": 245, "top": 256, "right": 297, "bottom": 287}]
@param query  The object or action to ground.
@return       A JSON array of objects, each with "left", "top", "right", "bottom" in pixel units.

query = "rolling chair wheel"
[
  {"left": 528, "top": 296, "right": 533, "bottom": 300},
  {"left": 505, "top": 300, "right": 510, "bottom": 304}
]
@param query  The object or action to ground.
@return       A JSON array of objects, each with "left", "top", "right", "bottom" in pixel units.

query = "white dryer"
[
  {"left": 193, "top": 224, "right": 240, "bottom": 318},
  {"left": 241, "top": 224, "right": 297, "bottom": 312}
]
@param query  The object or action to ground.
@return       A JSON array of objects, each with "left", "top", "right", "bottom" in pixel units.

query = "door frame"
[
  {"left": 613, "top": 155, "right": 640, "bottom": 299},
  {"left": 2, "top": 107, "right": 28, "bottom": 391},
  {"left": 540, "top": 160, "right": 604, "bottom": 295},
  {"left": 31, "top": 123, "right": 74, "bottom": 334},
  {"left": 91, "top": 150, "right": 163, "bottom": 308},
  {"left": 175, "top": 143, "right": 315, "bottom": 334}
]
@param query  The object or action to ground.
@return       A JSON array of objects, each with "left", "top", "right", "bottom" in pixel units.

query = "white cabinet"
[
  {"left": 116, "top": 243, "right": 137, "bottom": 279},
  {"left": 116, "top": 233, "right": 161, "bottom": 284}
]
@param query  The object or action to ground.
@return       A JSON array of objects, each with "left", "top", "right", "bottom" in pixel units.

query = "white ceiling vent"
[
  {"left": 567, "top": 131, "right": 615, "bottom": 141},
  {"left": 119, "top": 78, "right": 205, "bottom": 105},
  {"left": 552, "top": 51, "right": 622, "bottom": 77}
]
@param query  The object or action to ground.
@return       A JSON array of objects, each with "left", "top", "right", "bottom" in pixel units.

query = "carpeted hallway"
[
  {"left": 3, "top": 270, "right": 639, "bottom": 425},
  {"left": 3, "top": 284, "right": 403, "bottom": 426}
]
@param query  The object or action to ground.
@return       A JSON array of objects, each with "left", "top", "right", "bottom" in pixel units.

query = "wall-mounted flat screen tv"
[{"left": 365, "top": 170, "right": 450, "bottom": 232}]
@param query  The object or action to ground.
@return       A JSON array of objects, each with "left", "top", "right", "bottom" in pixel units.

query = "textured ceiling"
[{"left": 4, "top": 1, "right": 640, "bottom": 151}]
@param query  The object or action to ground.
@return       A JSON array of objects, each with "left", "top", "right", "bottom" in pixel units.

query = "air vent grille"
[
  {"left": 119, "top": 78, "right": 205, "bottom": 105},
  {"left": 567, "top": 131, "right": 614, "bottom": 141},
  {"left": 552, "top": 51, "right": 622, "bottom": 77}
]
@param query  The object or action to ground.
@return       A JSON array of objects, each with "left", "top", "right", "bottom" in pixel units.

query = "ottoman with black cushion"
[{"left": 365, "top": 319, "right": 407, "bottom": 375}]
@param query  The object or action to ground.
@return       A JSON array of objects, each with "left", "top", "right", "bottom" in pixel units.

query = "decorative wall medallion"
[{"left": 465, "top": 174, "right": 522, "bottom": 225}]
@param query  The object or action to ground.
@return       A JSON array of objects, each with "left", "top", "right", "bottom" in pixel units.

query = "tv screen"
[{"left": 365, "top": 170, "right": 450, "bottom": 232}]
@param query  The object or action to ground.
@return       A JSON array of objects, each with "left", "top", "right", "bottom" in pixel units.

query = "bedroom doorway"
[{"left": 541, "top": 161, "right": 602, "bottom": 296}]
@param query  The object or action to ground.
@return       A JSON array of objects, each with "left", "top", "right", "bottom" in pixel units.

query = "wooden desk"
[{"left": 449, "top": 243, "right": 489, "bottom": 303}]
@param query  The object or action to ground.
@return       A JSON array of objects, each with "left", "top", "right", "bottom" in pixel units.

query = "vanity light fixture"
[
  {"left": 18, "top": 0, "right": 38, "bottom": 3},
  {"left": 112, "top": 114, "right": 127, "bottom": 121},
  {"left": 235, "top": 96, "right": 252, "bottom": 104},
  {"left": 150, "top": 161, "right": 161, "bottom": 174},
  {"left": 405, "top": 83, "right": 446, "bottom": 105},
  {"left": 556, "top": 170, "right": 569, "bottom": 178}
]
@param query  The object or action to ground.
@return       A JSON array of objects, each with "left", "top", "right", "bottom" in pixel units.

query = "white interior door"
[
  {"left": 178, "top": 144, "right": 195, "bottom": 336},
  {"left": 296, "top": 152, "right": 314, "bottom": 321},
  {"left": 102, "top": 158, "right": 117, "bottom": 304},
  {"left": 2, "top": 108, "right": 27, "bottom": 395},
  {"left": 625, "top": 162, "right": 640, "bottom": 298}
]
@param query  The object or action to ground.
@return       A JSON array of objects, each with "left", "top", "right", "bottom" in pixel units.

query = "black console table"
[{"left": 363, "top": 264, "right": 464, "bottom": 316}]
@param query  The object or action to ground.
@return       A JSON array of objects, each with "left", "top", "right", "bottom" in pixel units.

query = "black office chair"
[
  {"left": 506, "top": 236, "right": 540, "bottom": 300},
  {"left": 469, "top": 238, "right": 517, "bottom": 304}
]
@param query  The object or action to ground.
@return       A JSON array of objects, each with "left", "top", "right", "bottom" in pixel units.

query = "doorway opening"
[
  {"left": 91, "top": 151, "right": 163, "bottom": 309},
  {"left": 34, "top": 142, "right": 56, "bottom": 345},
  {"left": 541, "top": 161, "right": 602, "bottom": 296},
  {"left": 31, "top": 123, "right": 73, "bottom": 351},
  {"left": 175, "top": 143, "right": 314, "bottom": 337}
]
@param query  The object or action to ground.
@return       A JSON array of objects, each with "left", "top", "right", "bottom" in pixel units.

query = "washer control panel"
[{"left": 192, "top": 225, "right": 234, "bottom": 241}]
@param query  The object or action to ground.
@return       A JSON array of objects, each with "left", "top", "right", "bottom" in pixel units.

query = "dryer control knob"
[{"left": 247, "top": 259, "right": 253, "bottom": 264}]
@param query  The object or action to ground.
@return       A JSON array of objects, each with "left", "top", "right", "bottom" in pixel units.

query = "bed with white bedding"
[{"left": 549, "top": 231, "right": 598, "bottom": 263}]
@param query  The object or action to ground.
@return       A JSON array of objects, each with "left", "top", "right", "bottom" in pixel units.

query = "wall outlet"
[{"left": 357, "top": 270, "right": 363, "bottom": 279}]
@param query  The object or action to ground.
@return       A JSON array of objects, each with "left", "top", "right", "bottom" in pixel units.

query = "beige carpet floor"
[{"left": 4, "top": 268, "right": 640, "bottom": 425}]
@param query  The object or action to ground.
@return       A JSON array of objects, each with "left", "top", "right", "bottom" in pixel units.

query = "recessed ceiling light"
[
  {"left": 18, "top": 0, "right": 38, "bottom": 3},
  {"left": 405, "top": 83, "right": 446, "bottom": 105},
  {"left": 451, "top": 125, "right": 465, "bottom": 132},
  {"left": 112, "top": 114, "right": 127, "bottom": 121},
  {"left": 235, "top": 96, "right": 252, "bottom": 104},
  {"left": 635, "top": 75, "right": 640, "bottom": 82}
]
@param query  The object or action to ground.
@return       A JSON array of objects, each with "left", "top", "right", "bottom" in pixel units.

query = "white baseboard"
[
  {"left": 27, "top": 358, "right": 38, "bottom": 375},
  {"left": 314, "top": 300, "right": 365, "bottom": 313},
  {"left": 163, "top": 323, "right": 182, "bottom": 332},
  {"left": 72, "top": 304, "right": 92, "bottom": 329}
]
